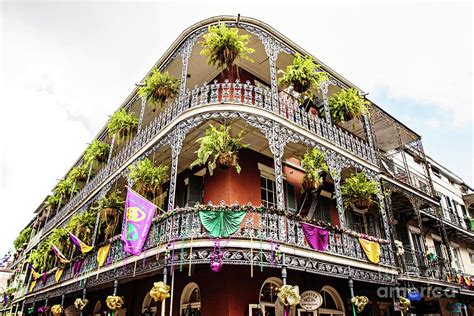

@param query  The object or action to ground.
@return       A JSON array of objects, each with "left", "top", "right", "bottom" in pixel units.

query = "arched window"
[
  {"left": 93, "top": 301, "right": 102, "bottom": 315},
  {"left": 258, "top": 277, "right": 283, "bottom": 316},
  {"left": 142, "top": 292, "right": 157, "bottom": 315},
  {"left": 180, "top": 282, "right": 201, "bottom": 316},
  {"left": 318, "top": 286, "right": 345, "bottom": 316}
]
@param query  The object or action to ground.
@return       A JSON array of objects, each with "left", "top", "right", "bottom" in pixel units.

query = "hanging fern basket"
[
  {"left": 218, "top": 47, "right": 238, "bottom": 71},
  {"left": 292, "top": 80, "right": 312, "bottom": 94},
  {"left": 302, "top": 176, "right": 323, "bottom": 193},
  {"left": 217, "top": 152, "right": 236, "bottom": 170},
  {"left": 352, "top": 197, "right": 372, "bottom": 210},
  {"left": 153, "top": 86, "right": 174, "bottom": 105}
]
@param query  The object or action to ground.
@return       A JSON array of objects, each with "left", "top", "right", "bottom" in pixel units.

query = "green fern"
[
  {"left": 190, "top": 125, "right": 248, "bottom": 176},
  {"left": 200, "top": 23, "right": 255, "bottom": 72},
  {"left": 301, "top": 148, "right": 329, "bottom": 191},
  {"left": 341, "top": 172, "right": 380, "bottom": 207},
  {"left": 84, "top": 140, "right": 110, "bottom": 167},
  {"left": 128, "top": 158, "right": 168, "bottom": 199},
  {"left": 328, "top": 88, "right": 369, "bottom": 124},
  {"left": 138, "top": 69, "right": 180, "bottom": 110},
  {"left": 13, "top": 227, "right": 32, "bottom": 250},
  {"left": 278, "top": 53, "right": 328, "bottom": 101},
  {"left": 107, "top": 108, "right": 138, "bottom": 144}
]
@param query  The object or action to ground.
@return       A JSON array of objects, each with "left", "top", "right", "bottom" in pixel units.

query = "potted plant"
[
  {"left": 55, "top": 176, "right": 79, "bottom": 200},
  {"left": 190, "top": 125, "right": 248, "bottom": 176},
  {"left": 84, "top": 140, "right": 110, "bottom": 166},
  {"left": 200, "top": 23, "right": 254, "bottom": 76},
  {"left": 45, "top": 194, "right": 62, "bottom": 214},
  {"left": 107, "top": 108, "right": 139, "bottom": 144},
  {"left": 128, "top": 158, "right": 168, "bottom": 200},
  {"left": 341, "top": 172, "right": 380, "bottom": 210},
  {"left": 464, "top": 216, "right": 474, "bottom": 230},
  {"left": 65, "top": 209, "right": 97, "bottom": 245},
  {"left": 278, "top": 53, "right": 328, "bottom": 101},
  {"left": 13, "top": 227, "right": 32, "bottom": 251},
  {"left": 300, "top": 148, "right": 329, "bottom": 192},
  {"left": 95, "top": 191, "right": 125, "bottom": 242},
  {"left": 138, "top": 69, "right": 180, "bottom": 110},
  {"left": 328, "top": 88, "right": 369, "bottom": 124},
  {"left": 68, "top": 163, "right": 90, "bottom": 183}
]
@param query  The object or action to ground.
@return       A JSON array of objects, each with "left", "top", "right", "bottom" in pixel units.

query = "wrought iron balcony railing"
[
  {"left": 402, "top": 247, "right": 456, "bottom": 283},
  {"left": 29, "top": 207, "right": 393, "bottom": 295},
  {"left": 380, "top": 156, "right": 431, "bottom": 195},
  {"left": 41, "top": 80, "right": 377, "bottom": 237}
]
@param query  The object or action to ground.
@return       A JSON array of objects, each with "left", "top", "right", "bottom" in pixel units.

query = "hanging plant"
[
  {"left": 278, "top": 53, "right": 328, "bottom": 101},
  {"left": 190, "top": 124, "right": 248, "bottom": 176},
  {"left": 328, "top": 88, "right": 369, "bottom": 124},
  {"left": 95, "top": 191, "right": 125, "bottom": 242},
  {"left": 138, "top": 69, "right": 180, "bottom": 110},
  {"left": 84, "top": 140, "right": 110, "bottom": 166},
  {"left": 65, "top": 209, "right": 97, "bottom": 246},
  {"left": 68, "top": 163, "right": 90, "bottom": 183},
  {"left": 200, "top": 23, "right": 254, "bottom": 74},
  {"left": 341, "top": 172, "right": 380, "bottom": 210},
  {"left": 300, "top": 148, "right": 329, "bottom": 192},
  {"left": 107, "top": 108, "right": 138, "bottom": 144},
  {"left": 13, "top": 227, "right": 32, "bottom": 250},
  {"left": 55, "top": 176, "right": 79, "bottom": 200},
  {"left": 128, "top": 158, "right": 168, "bottom": 200},
  {"left": 45, "top": 194, "right": 62, "bottom": 214}
]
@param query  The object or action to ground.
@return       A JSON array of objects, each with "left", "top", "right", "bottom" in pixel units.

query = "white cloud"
[{"left": 0, "top": 1, "right": 472, "bottom": 254}]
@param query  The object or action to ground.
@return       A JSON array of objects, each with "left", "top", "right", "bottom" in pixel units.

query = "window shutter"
[
  {"left": 176, "top": 183, "right": 186, "bottom": 208},
  {"left": 284, "top": 181, "right": 297, "bottom": 212},
  {"left": 186, "top": 176, "right": 203, "bottom": 206},
  {"left": 345, "top": 208, "right": 354, "bottom": 231}
]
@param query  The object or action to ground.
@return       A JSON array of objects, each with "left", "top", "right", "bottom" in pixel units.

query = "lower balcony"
[{"left": 23, "top": 205, "right": 396, "bottom": 301}]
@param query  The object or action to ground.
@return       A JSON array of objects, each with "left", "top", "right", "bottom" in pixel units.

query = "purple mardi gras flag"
[{"left": 121, "top": 189, "right": 156, "bottom": 256}]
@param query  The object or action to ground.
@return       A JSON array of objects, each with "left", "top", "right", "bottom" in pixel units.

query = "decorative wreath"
[
  {"left": 150, "top": 281, "right": 170, "bottom": 302},
  {"left": 277, "top": 285, "right": 301, "bottom": 307},
  {"left": 74, "top": 298, "right": 89, "bottom": 311},
  {"left": 351, "top": 296, "right": 369, "bottom": 313},
  {"left": 106, "top": 295, "right": 124, "bottom": 311},
  {"left": 51, "top": 304, "right": 63, "bottom": 316}
]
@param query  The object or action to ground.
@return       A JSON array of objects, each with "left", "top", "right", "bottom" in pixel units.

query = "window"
[
  {"left": 432, "top": 167, "right": 441, "bottom": 178},
  {"left": 433, "top": 240, "right": 445, "bottom": 259},
  {"left": 258, "top": 277, "right": 283, "bottom": 316},
  {"left": 468, "top": 251, "right": 474, "bottom": 265},
  {"left": 451, "top": 247, "right": 464, "bottom": 271},
  {"left": 180, "top": 282, "right": 201, "bottom": 316},
  {"left": 260, "top": 177, "right": 276, "bottom": 208},
  {"left": 319, "top": 286, "right": 345, "bottom": 316},
  {"left": 314, "top": 196, "right": 332, "bottom": 222},
  {"left": 353, "top": 213, "right": 365, "bottom": 234}
]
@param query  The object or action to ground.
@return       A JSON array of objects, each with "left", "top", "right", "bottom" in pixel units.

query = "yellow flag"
[
  {"left": 97, "top": 244, "right": 111, "bottom": 268},
  {"left": 358, "top": 238, "right": 381, "bottom": 264},
  {"left": 29, "top": 280, "right": 37, "bottom": 292},
  {"left": 55, "top": 269, "right": 64, "bottom": 282}
]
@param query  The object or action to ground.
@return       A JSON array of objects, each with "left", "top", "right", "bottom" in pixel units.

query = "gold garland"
[
  {"left": 399, "top": 296, "right": 411, "bottom": 315},
  {"left": 351, "top": 296, "right": 369, "bottom": 313},
  {"left": 150, "top": 281, "right": 170, "bottom": 302},
  {"left": 106, "top": 295, "right": 124, "bottom": 311},
  {"left": 51, "top": 304, "right": 63, "bottom": 316},
  {"left": 277, "top": 285, "right": 301, "bottom": 307},
  {"left": 74, "top": 298, "right": 89, "bottom": 311}
]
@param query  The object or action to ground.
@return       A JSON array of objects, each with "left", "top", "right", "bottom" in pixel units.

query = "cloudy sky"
[{"left": 0, "top": 1, "right": 472, "bottom": 255}]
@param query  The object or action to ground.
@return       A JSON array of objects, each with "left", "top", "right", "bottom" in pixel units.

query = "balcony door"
[{"left": 410, "top": 232, "right": 427, "bottom": 272}]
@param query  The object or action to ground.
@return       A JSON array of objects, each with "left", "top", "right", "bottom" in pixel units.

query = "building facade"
[{"left": 2, "top": 15, "right": 473, "bottom": 316}]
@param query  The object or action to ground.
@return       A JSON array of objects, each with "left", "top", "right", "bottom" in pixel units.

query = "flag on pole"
[
  {"left": 121, "top": 189, "right": 156, "bottom": 256},
  {"left": 51, "top": 244, "right": 70, "bottom": 264},
  {"left": 68, "top": 232, "right": 93, "bottom": 254}
]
